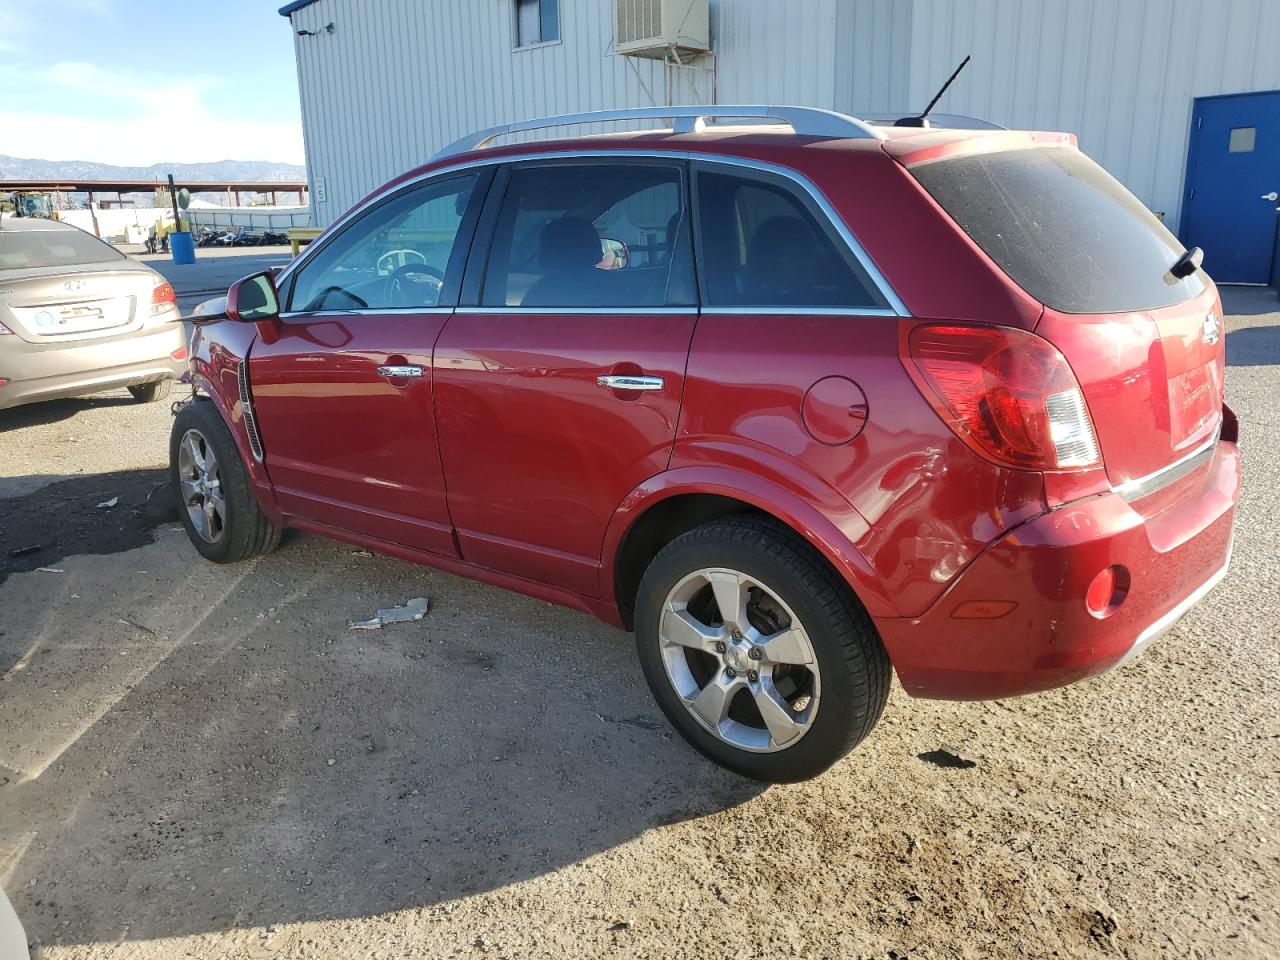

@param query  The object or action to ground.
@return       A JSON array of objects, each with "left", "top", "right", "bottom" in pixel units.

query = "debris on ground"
[
  {"left": 8, "top": 546, "right": 41, "bottom": 559},
  {"left": 349, "top": 597, "right": 430, "bottom": 630},
  {"left": 96, "top": 497, "right": 119, "bottom": 509},
  {"left": 1088, "top": 909, "right": 1120, "bottom": 951},
  {"left": 596, "top": 713, "right": 664, "bottom": 731},
  {"left": 349, "top": 549, "right": 374, "bottom": 558},
  {"left": 35, "top": 567, "right": 63, "bottom": 574},
  {"left": 917, "top": 746, "right": 977, "bottom": 769}
]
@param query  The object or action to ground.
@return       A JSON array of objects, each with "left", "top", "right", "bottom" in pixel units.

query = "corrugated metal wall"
[
  {"left": 289, "top": 0, "right": 1280, "bottom": 230},
  {"left": 898, "top": 0, "right": 1280, "bottom": 230}
]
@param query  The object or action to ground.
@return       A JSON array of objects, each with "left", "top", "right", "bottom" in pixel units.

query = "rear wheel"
[
  {"left": 170, "top": 400, "right": 279, "bottom": 563},
  {"left": 635, "top": 516, "right": 890, "bottom": 782},
  {"left": 129, "top": 379, "right": 172, "bottom": 403}
]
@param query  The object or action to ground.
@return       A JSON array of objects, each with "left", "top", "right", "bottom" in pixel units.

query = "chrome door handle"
[
  {"left": 377, "top": 364, "right": 425, "bottom": 378},
  {"left": 1262, "top": 191, "right": 1279, "bottom": 201},
  {"left": 596, "top": 374, "right": 664, "bottom": 392}
]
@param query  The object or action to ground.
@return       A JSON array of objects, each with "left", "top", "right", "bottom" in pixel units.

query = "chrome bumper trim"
[{"left": 1113, "top": 428, "right": 1220, "bottom": 502}]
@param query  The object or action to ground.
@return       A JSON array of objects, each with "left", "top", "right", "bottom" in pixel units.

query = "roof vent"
[{"left": 614, "top": 0, "right": 710, "bottom": 60}]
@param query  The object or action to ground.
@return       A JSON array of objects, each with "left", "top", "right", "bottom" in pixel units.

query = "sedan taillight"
[
  {"left": 902, "top": 323, "right": 1100, "bottom": 471},
  {"left": 151, "top": 282, "right": 177, "bottom": 315}
]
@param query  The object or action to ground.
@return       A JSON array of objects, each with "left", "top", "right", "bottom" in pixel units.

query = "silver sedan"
[{"left": 0, "top": 217, "right": 187, "bottom": 410}]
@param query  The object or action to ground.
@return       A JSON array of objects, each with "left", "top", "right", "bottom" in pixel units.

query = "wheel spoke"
[
  {"left": 183, "top": 435, "right": 207, "bottom": 475},
  {"left": 760, "top": 625, "right": 814, "bottom": 665},
  {"left": 662, "top": 609, "right": 724, "bottom": 653},
  {"left": 688, "top": 672, "right": 744, "bottom": 729},
  {"left": 204, "top": 499, "right": 219, "bottom": 532},
  {"left": 707, "top": 571, "right": 748, "bottom": 631},
  {"left": 180, "top": 478, "right": 201, "bottom": 502},
  {"left": 753, "top": 677, "right": 804, "bottom": 746},
  {"left": 208, "top": 492, "right": 226, "bottom": 525}
]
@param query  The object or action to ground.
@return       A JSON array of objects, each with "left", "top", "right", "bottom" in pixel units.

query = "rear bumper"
[
  {"left": 875, "top": 438, "right": 1240, "bottom": 700},
  {"left": 0, "top": 322, "right": 186, "bottom": 410}
]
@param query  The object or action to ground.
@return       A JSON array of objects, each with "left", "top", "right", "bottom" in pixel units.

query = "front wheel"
[
  {"left": 170, "top": 400, "right": 280, "bottom": 563},
  {"left": 635, "top": 517, "right": 890, "bottom": 783}
]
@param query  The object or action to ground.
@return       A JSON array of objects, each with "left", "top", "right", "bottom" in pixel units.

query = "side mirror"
[
  {"left": 597, "top": 237, "right": 630, "bottom": 271},
  {"left": 226, "top": 271, "right": 280, "bottom": 324}
]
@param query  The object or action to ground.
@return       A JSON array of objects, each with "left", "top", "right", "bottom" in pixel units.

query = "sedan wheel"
[{"left": 177, "top": 428, "right": 226, "bottom": 544}]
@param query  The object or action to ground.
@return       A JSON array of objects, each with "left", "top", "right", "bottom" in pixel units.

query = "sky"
[{"left": 0, "top": 0, "right": 305, "bottom": 166}]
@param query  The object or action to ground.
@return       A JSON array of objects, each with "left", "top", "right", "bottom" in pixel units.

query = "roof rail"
[{"left": 433, "top": 105, "right": 886, "bottom": 160}]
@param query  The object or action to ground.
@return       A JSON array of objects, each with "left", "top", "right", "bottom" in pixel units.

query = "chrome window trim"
[
  {"left": 700, "top": 306, "right": 898, "bottom": 317},
  {"left": 1112, "top": 426, "right": 1221, "bottom": 502},
  {"left": 456, "top": 307, "right": 698, "bottom": 316},
  {"left": 278, "top": 307, "right": 456, "bottom": 319},
  {"left": 273, "top": 148, "right": 909, "bottom": 317}
]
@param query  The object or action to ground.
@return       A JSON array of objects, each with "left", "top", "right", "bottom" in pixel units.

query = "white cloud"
[{"left": 1, "top": 60, "right": 305, "bottom": 165}]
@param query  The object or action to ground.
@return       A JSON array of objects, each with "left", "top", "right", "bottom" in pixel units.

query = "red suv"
[{"left": 172, "top": 106, "right": 1239, "bottom": 782}]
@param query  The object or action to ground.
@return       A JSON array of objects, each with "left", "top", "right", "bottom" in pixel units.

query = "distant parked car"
[
  {"left": 172, "top": 105, "right": 1239, "bottom": 783},
  {"left": 0, "top": 217, "right": 186, "bottom": 410}
]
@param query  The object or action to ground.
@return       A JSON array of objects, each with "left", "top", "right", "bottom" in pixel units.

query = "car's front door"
[
  {"left": 433, "top": 158, "right": 697, "bottom": 595},
  {"left": 249, "top": 169, "right": 491, "bottom": 556}
]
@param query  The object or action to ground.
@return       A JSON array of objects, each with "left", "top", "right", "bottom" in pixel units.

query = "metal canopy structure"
[{"left": 0, "top": 178, "right": 308, "bottom": 196}]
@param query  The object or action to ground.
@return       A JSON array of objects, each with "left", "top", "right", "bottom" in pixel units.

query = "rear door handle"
[
  {"left": 596, "top": 374, "right": 664, "bottom": 392},
  {"left": 378, "top": 364, "right": 425, "bottom": 378}
]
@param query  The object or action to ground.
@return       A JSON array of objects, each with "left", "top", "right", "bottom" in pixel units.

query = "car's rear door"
[
  {"left": 249, "top": 169, "right": 492, "bottom": 556},
  {"left": 433, "top": 157, "right": 697, "bottom": 595}
]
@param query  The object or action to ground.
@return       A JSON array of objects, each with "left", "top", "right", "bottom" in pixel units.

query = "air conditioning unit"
[{"left": 614, "top": 0, "right": 710, "bottom": 60}]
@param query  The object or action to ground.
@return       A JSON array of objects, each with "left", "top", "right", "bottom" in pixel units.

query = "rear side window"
[
  {"left": 0, "top": 228, "right": 124, "bottom": 270},
  {"left": 694, "top": 166, "right": 890, "bottom": 309},
  {"left": 910, "top": 146, "right": 1206, "bottom": 314},
  {"left": 481, "top": 161, "right": 693, "bottom": 308}
]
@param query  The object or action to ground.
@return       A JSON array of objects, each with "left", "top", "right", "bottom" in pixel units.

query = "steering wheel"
[
  {"left": 386, "top": 263, "right": 445, "bottom": 308},
  {"left": 376, "top": 248, "right": 428, "bottom": 275}
]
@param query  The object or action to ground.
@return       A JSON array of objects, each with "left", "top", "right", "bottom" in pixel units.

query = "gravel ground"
[{"left": 0, "top": 285, "right": 1275, "bottom": 960}]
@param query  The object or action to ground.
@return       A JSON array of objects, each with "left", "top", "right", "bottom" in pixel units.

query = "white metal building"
[{"left": 281, "top": 0, "right": 1280, "bottom": 279}]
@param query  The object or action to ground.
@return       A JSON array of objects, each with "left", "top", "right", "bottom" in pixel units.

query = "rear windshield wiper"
[{"left": 1169, "top": 246, "right": 1203, "bottom": 280}]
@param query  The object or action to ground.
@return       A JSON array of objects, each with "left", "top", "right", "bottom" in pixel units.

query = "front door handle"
[
  {"left": 378, "top": 364, "right": 425, "bottom": 378},
  {"left": 596, "top": 374, "right": 664, "bottom": 392},
  {"left": 1262, "top": 191, "right": 1279, "bottom": 201}
]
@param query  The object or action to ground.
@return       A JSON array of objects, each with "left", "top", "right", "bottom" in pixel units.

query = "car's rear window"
[
  {"left": 909, "top": 146, "right": 1206, "bottom": 314},
  {"left": 0, "top": 227, "right": 125, "bottom": 270}
]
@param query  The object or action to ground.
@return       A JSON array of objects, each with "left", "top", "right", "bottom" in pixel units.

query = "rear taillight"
[
  {"left": 903, "top": 323, "right": 1100, "bottom": 471},
  {"left": 150, "top": 282, "right": 177, "bottom": 315}
]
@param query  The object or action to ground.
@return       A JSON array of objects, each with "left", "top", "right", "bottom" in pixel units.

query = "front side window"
[
  {"left": 515, "top": 0, "right": 558, "bottom": 47},
  {"left": 288, "top": 173, "right": 480, "bottom": 313},
  {"left": 694, "top": 166, "right": 890, "bottom": 309},
  {"left": 482, "top": 161, "right": 692, "bottom": 308}
]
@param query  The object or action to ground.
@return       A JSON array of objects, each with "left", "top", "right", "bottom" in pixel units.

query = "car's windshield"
[
  {"left": 909, "top": 145, "right": 1207, "bottom": 314},
  {"left": 0, "top": 227, "right": 126, "bottom": 271}
]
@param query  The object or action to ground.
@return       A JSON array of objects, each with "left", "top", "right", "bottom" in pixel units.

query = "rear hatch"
[
  {"left": 904, "top": 140, "right": 1224, "bottom": 487},
  {"left": 0, "top": 227, "right": 158, "bottom": 343}
]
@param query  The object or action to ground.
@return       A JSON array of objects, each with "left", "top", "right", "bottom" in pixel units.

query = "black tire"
[
  {"left": 170, "top": 399, "right": 280, "bottom": 563},
  {"left": 635, "top": 516, "right": 890, "bottom": 783},
  {"left": 129, "top": 379, "right": 172, "bottom": 403}
]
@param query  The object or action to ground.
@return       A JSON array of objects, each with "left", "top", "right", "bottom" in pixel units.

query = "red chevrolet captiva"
[{"left": 173, "top": 106, "right": 1239, "bottom": 782}]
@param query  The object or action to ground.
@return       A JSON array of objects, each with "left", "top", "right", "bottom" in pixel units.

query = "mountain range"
[{"left": 0, "top": 154, "right": 306, "bottom": 183}]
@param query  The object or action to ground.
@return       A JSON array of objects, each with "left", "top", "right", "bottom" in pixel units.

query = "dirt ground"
[{"left": 0, "top": 286, "right": 1276, "bottom": 960}]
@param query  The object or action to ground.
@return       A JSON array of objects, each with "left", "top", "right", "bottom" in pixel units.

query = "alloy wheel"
[
  {"left": 658, "top": 567, "right": 821, "bottom": 752},
  {"left": 177, "top": 428, "right": 226, "bottom": 544}
]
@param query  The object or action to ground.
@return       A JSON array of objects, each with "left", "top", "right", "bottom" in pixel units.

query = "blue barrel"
[{"left": 170, "top": 231, "right": 195, "bottom": 265}]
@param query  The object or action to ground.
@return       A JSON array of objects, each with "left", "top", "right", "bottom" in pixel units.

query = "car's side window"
[
  {"left": 480, "top": 161, "right": 693, "bottom": 308},
  {"left": 694, "top": 165, "right": 889, "bottom": 309},
  {"left": 288, "top": 172, "right": 481, "bottom": 313}
]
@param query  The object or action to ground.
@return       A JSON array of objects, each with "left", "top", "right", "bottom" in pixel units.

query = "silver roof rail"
[{"left": 433, "top": 105, "right": 886, "bottom": 160}]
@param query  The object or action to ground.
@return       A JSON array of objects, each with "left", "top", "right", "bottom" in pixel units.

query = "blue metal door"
[{"left": 1182, "top": 90, "right": 1280, "bottom": 284}]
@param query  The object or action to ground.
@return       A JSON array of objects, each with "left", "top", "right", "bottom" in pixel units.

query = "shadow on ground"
[
  {"left": 0, "top": 396, "right": 138, "bottom": 434},
  {"left": 0, "top": 468, "right": 176, "bottom": 588},
  {"left": 0, "top": 532, "right": 763, "bottom": 950},
  {"left": 1226, "top": 325, "right": 1280, "bottom": 366}
]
